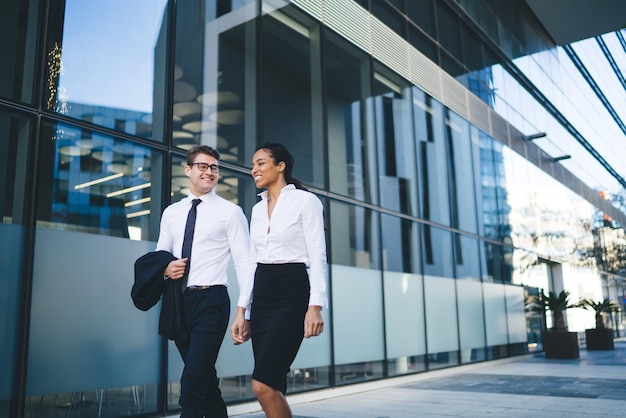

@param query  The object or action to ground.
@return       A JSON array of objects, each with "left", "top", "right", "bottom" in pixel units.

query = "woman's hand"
[
  {"left": 304, "top": 305, "right": 324, "bottom": 338},
  {"left": 231, "top": 307, "right": 250, "bottom": 345}
]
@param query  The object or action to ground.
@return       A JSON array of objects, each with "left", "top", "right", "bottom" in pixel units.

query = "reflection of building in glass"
[{"left": 3, "top": 1, "right": 626, "bottom": 417}]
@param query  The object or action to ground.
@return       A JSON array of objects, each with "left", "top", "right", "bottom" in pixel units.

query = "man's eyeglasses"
[{"left": 189, "top": 162, "right": 219, "bottom": 173}]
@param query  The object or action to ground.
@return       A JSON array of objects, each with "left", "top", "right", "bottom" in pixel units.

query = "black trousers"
[{"left": 175, "top": 285, "right": 229, "bottom": 418}]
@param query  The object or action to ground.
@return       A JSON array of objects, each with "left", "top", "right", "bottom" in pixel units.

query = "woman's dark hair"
[{"left": 256, "top": 142, "right": 307, "bottom": 190}]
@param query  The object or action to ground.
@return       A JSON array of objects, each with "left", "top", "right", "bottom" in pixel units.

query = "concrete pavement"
[{"left": 226, "top": 338, "right": 626, "bottom": 417}]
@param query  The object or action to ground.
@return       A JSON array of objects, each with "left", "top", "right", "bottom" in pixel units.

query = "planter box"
[
  {"left": 543, "top": 330, "right": 579, "bottom": 359},
  {"left": 585, "top": 328, "right": 614, "bottom": 350}
]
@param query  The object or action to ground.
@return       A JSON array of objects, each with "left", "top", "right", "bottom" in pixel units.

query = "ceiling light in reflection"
[
  {"left": 182, "top": 120, "right": 218, "bottom": 133},
  {"left": 127, "top": 209, "right": 150, "bottom": 219},
  {"left": 74, "top": 172, "right": 124, "bottom": 190},
  {"left": 209, "top": 110, "right": 244, "bottom": 125},
  {"left": 107, "top": 163, "right": 133, "bottom": 175},
  {"left": 174, "top": 80, "right": 197, "bottom": 102},
  {"left": 112, "top": 144, "right": 139, "bottom": 155},
  {"left": 142, "top": 114, "right": 153, "bottom": 124},
  {"left": 92, "top": 151, "right": 114, "bottom": 162},
  {"left": 173, "top": 130, "right": 194, "bottom": 139},
  {"left": 125, "top": 197, "right": 151, "bottom": 207},
  {"left": 179, "top": 187, "right": 190, "bottom": 196},
  {"left": 172, "top": 176, "right": 189, "bottom": 187},
  {"left": 220, "top": 153, "right": 237, "bottom": 161},
  {"left": 59, "top": 146, "right": 90, "bottom": 156},
  {"left": 106, "top": 182, "right": 151, "bottom": 198},
  {"left": 173, "top": 102, "right": 202, "bottom": 117},
  {"left": 223, "top": 177, "right": 239, "bottom": 186},
  {"left": 172, "top": 164, "right": 187, "bottom": 176},
  {"left": 76, "top": 138, "right": 105, "bottom": 149},
  {"left": 175, "top": 142, "right": 197, "bottom": 150},
  {"left": 174, "top": 64, "right": 183, "bottom": 80},
  {"left": 196, "top": 91, "right": 240, "bottom": 106}
]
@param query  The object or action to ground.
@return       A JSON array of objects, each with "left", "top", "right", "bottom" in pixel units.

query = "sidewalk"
[{"left": 226, "top": 338, "right": 626, "bottom": 417}]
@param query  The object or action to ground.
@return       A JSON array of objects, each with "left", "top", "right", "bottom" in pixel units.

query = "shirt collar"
[
  {"left": 257, "top": 183, "right": 296, "bottom": 200},
  {"left": 186, "top": 189, "right": 216, "bottom": 204}
]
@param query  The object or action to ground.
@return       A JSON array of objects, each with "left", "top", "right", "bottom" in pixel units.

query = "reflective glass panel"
[
  {"left": 383, "top": 271, "right": 427, "bottom": 376},
  {"left": 0, "top": 0, "right": 40, "bottom": 104},
  {"left": 374, "top": 62, "right": 417, "bottom": 216},
  {"left": 445, "top": 110, "right": 478, "bottom": 233},
  {"left": 36, "top": 120, "right": 163, "bottom": 241},
  {"left": 381, "top": 214, "right": 420, "bottom": 274},
  {"left": 44, "top": 0, "right": 168, "bottom": 139},
  {"left": 260, "top": 6, "right": 324, "bottom": 188},
  {"left": 422, "top": 225, "right": 454, "bottom": 279},
  {"left": 326, "top": 32, "right": 378, "bottom": 204},
  {"left": 330, "top": 200, "right": 380, "bottom": 270},
  {"left": 456, "top": 279, "right": 486, "bottom": 363},
  {"left": 0, "top": 110, "right": 33, "bottom": 417},
  {"left": 454, "top": 233, "right": 482, "bottom": 281},
  {"left": 172, "top": 0, "right": 256, "bottom": 163},
  {"left": 413, "top": 89, "right": 450, "bottom": 226}
]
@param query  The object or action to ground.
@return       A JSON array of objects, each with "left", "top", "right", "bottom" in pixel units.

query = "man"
[{"left": 156, "top": 145, "right": 251, "bottom": 417}]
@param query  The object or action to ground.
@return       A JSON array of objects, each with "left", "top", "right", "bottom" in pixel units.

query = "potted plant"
[
  {"left": 578, "top": 298, "right": 620, "bottom": 350},
  {"left": 527, "top": 290, "right": 579, "bottom": 359}
]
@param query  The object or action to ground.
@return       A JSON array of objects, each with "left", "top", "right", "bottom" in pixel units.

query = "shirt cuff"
[{"left": 309, "top": 293, "right": 328, "bottom": 309}]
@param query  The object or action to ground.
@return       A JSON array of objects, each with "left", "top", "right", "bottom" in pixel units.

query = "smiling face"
[
  {"left": 251, "top": 148, "right": 285, "bottom": 189},
  {"left": 185, "top": 153, "right": 219, "bottom": 196}
]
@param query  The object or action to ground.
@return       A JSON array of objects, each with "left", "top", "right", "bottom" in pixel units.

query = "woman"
[{"left": 232, "top": 142, "right": 327, "bottom": 417}]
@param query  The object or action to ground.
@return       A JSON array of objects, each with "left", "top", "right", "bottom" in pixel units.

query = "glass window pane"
[
  {"left": 457, "top": 279, "right": 486, "bottom": 363},
  {"left": 172, "top": 1, "right": 256, "bottom": 164},
  {"left": 413, "top": 89, "right": 450, "bottom": 226},
  {"left": 381, "top": 214, "right": 421, "bottom": 274},
  {"left": 424, "top": 275, "right": 459, "bottom": 369},
  {"left": 383, "top": 271, "right": 427, "bottom": 376},
  {"left": 260, "top": 7, "right": 324, "bottom": 188},
  {"left": 446, "top": 110, "right": 478, "bottom": 233},
  {"left": 0, "top": 109, "right": 33, "bottom": 415},
  {"left": 36, "top": 120, "right": 163, "bottom": 241},
  {"left": 406, "top": 0, "right": 436, "bottom": 39},
  {"left": 44, "top": 0, "right": 168, "bottom": 140},
  {"left": 0, "top": 0, "right": 40, "bottom": 104},
  {"left": 332, "top": 265, "right": 384, "bottom": 381},
  {"left": 326, "top": 32, "right": 378, "bottom": 204},
  {"left": 330, "top": 200, "right": 380, "bottom": 270},
  {"left": 422, "top": 225, "right": 454, "bottom": 279},
  {"left": 27, "top": 228, "right": 159, "bottom": 415},
  {"left": 454, "top": 233, "right": 482, "bottom": 281},
  {"left": 374, "top": 63, "right": 418, "bottom": 216}
]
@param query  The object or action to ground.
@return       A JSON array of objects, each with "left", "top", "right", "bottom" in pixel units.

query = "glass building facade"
[{"left": 2, "top": 0, "right": 625, "bottom": 416}]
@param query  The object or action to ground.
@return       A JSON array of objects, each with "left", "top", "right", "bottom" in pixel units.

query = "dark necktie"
[{"left": 180, "top": 198, "right": 202, "bottom": 292}]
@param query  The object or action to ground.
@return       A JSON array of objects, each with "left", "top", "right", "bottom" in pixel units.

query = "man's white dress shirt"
[{"left": 156, "top": 190, "right": 252, "bottom": 308}]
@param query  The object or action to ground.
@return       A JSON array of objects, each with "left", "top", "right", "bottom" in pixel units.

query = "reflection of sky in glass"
[
  {"left": 503, "top": 147, "right": 596, "bottom": 263},
  {"left": 488, "top": 30, "right": 626, "bottom": 195},
  {"left": 59, "top": 0, "right": 167, "bottom": 112}
]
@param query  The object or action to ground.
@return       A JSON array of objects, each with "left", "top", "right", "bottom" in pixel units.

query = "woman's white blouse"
[{"left": 245, "top": 184, "right": 328, "bottom": 308}]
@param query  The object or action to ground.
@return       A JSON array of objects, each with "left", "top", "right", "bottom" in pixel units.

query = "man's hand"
[{"left": 163, "top": 258, "right": 188, "bottom": 280}]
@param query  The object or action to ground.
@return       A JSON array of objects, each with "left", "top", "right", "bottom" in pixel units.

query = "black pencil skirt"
[{"left": 250, "top": 263, "right": 310, "bottom": 394}]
